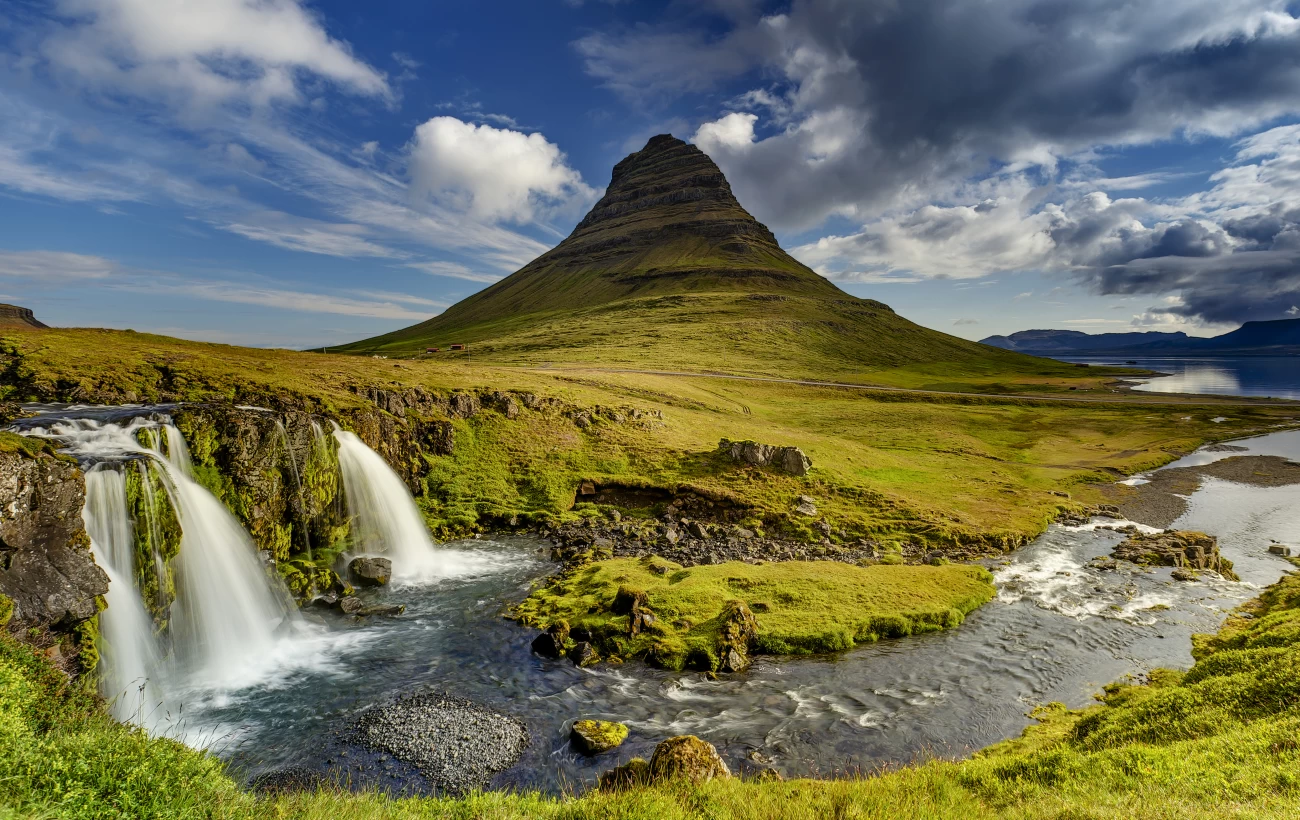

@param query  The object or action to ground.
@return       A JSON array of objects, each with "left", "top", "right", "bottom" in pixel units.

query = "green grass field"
[{"left": 3, "top": 327, "right": 1295, "bottom": 550}]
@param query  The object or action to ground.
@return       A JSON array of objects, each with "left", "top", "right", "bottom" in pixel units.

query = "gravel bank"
[
  {"left": 351, "top": 692, "right": 529, "bottom": 795},
  {"left": 1105, "top": 455, "right": 1300, "bottom": 528}
]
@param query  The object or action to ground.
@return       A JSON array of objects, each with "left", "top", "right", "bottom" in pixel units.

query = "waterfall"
[
  {"left": 83, "top": 467, "right": 167, "bottom": 727},
  {"left": 25, "top": 417, "right": 297, "bottom": 698},
  {"left": 159, "top": 430, "right": 294, "bottom": 686},
  {"left": 333, "top": 428, "right": 460, "bottom": 583},
  {"left": 275, "top": 419, "right": 312, "bottom": 560}
]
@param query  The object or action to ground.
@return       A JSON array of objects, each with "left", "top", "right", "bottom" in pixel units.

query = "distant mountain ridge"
[
  {"left": 981, "top": 319, "right": 1300, "bottom": 357},
  {"left": 0, "top": 304, "right": 47, "bottom": 329}
]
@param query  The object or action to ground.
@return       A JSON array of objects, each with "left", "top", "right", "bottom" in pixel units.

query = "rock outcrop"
[
  {"left": 1112, "top": 530, "right": 1239, "bottom": 580},
  {"left": 720, "top": 439, "right": 812, "bottom": 476},
  {"left": 348, "top": 556, "right": 391, "bottom": 587},
  {"left": 0, "top": 439, "right": 105, "bottom": 659},
  {"left": 0, "top": 303, "right": 47, "bottom": 329}
]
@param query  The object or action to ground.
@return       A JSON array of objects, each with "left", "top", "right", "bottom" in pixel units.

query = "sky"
[{"left": 2, "top": 0, "right": 1300, "bottom": 348}]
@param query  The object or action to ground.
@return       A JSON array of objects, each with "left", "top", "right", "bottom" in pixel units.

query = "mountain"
[
  {"left": 341, "top": 136, "right": 1078, "bottom": 382},
  {"left": 982, "top": 319, "right": 1300, "bottom": 357},
  {"left": 0, "top": 304, "right": 48, "bottom": 330}
]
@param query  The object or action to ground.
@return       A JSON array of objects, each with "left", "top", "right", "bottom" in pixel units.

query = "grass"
[
  {"left": 3, "top": 327, "right": 1296, "bottom": 551},
  {"left": 513, "top": 557, "right": 995, "bottom": 669},
  {"left": 8, "top": 569, "right": 1300, "bottom": 818}
]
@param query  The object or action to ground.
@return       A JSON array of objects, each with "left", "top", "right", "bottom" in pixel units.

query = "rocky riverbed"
[
  {"left": 350, "top": 691, "right": 530, "bottom": 795},
  {"left": 1102, "top": 454, "right": 1300, "bottom": 527}
]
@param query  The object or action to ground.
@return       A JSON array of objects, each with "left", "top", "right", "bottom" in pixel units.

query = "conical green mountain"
[{"left": 343, "top": 135, "right": 1067, "bottom": 385}]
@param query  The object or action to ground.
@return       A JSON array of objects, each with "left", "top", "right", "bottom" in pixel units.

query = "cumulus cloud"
[
  {"left": 407, "top": 117, "right": 595, "bottom": 223},
  {"left": 42, "top": 0, "right": 390, "bottom": 110}
]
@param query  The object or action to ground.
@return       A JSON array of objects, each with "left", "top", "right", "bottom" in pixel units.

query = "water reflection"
[{"left": 1061, "top": 356, "right": 1300, "bottom": 400}]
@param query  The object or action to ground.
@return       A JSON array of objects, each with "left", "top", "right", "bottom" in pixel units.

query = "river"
[{"left": 192, "top": 431, "right": 1300, "bottom": 794}]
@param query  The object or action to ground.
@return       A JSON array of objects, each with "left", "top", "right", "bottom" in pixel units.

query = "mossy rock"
[
  {"left": 597, "top": 757, "right": 650, "bottom": 792},
  {"left": 649, "top": 735, "right": 730, "bottom": 783},
  {"left": 570, "top": 719, "right": 629, "bottom": 755}
]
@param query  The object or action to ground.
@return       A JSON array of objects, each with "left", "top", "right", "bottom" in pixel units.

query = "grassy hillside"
[
  {"left": 6, "top": 570, "right": 1300, "bottom": 818},
  {"left": 4, "top": 327, "right": 1291, "bottom": 551}
]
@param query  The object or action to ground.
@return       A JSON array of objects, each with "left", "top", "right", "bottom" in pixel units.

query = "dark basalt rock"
[
  {"left": 0, "top": 448, "right": 106, "bottom": 637},
  {"left": 568, "top": 641, "right": 599, "bottom": 667}
]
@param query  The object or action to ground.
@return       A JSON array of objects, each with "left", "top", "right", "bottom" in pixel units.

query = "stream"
[{"left": 13, "top": 405, "right": 1300, "bottom": 794}]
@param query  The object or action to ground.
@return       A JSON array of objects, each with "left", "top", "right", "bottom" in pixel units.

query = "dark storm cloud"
[{"left": 578, "top": 0, "right": 1300, "bottom": 324}]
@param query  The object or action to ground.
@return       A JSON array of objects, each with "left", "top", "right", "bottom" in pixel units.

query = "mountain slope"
[
  {"left": 342, "top": 136, "right": 1090, "bottom": 385},
  {"left": 983, "top": 319, "right": 1300, "bottom": 357},
  {"left": 0, "top": 304, "right": 47, "bottom": 330}
]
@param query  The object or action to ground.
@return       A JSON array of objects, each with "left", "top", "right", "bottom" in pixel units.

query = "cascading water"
[
  {"left": 158, "top": 428, "right": 295, "bottom": 686},
  {"left": 82, "top": 467, "right": 167, "bottom": 727},
  {"left": 23, "top": 415, "right": 304, "bottom": 728},
  {"left": 333, "top": 427, "right": 464, "bottom": 583}
]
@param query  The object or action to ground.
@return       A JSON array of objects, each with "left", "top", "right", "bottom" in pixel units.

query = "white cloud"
[
  {"left": 406, "top": 260, "right": 503, "bottom": 284},
  {"left": 0, "top": 250, "right": 116, "bottom": 279},
  {"left": 693, "top": 112, "right": 757, "bottom": 152},
  {"left": 43, "top": 0, "right": 390, "bottom": 111},
  {"left": 218, "top": 212, "right": 407, "bottom": 259},
  {"left": 407, "top": 117, "right": 595, "bottom": 223},
  {"left": 1288, "top": 305, "right": 1300, "bottom": 315}
]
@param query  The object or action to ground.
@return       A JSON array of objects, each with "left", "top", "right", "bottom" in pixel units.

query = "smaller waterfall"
[
  {"left": 275, "top": 419, "right": 312, "bottom": 561},
  {"left": 333, "top": 428, "right": 461, "bottom": 583},
  {"left": 83, "top": 468, "right": 167, "bottom": 727}
]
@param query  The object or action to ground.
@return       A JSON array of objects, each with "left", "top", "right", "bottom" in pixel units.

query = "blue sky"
[{"left": 2, "top": 0, "right": 1299, "bottom": 348}]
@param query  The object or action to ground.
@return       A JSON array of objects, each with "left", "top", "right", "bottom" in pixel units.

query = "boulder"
[
  {"left": 793, "top": 495, "right": 818, "bottom": 517},
  {"left": 612, "top": 586, "right": 650, "bottom": 615},
  {"left": 339, "top": 596, "right": 364, "bottom": 615},
  {"left": 719, "top": 438, "right": 812, "bottom": 476},
  {"left": 348, "top": 556, "right": 392, "bottom": 587},
  {"left": 570, "top": 719, "right": 629, "bottom": 755},
  {"left": 358, "top": 603, "right": 405, "bottom": 617},
  {"left": 598, "top": 758, "right": 651, "bottom": 792},
  {"left": 717, "top": 600, "right": 758, "bottom": 673},
  {"left": 649, "top": 735, "right": 730, "bottom": 782}
]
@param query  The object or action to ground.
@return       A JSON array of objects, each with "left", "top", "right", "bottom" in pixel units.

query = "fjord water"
[
  {"left": 1064, "top": 356, "right": 1300, "bottom": 400},
  {"left": 211, "top": 428, "right": 1300, "bottom": 794}
]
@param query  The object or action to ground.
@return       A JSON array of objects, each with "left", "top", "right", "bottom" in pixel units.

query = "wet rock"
[
  {"left": 570, "top": 719, "right": 629, "bottom": 755},
  {"left": 793, "top": 495, "right": 818, "bottom": 517},
  {"left": 719, "top": 438, "right": 812, "bottom": 476},
  {"left": 1269, "top": 544, "right": 1293, "bottom": 557},
  {"left": 351, "top": 691, "right": 528, "bottom": 796},
  {"left": 1112, "top": 530, "right": 1239, "bottom": 580},
  {"left": 0, "top": 447, "right": 107, "bottom": 639},
  {"left": 531, "top": 621, "right": 570, "bottom": 658},
  {"left": 649, "top": 735, "right": 730, "bottom": 782},
  {"left": 598, "top": 758, "right": 651, "bottom": 792},
  {"left": 339, "top": 596, "right": 364, "bottom": 616},
  {"left": 358, "top": 603, "right": 405, "bottom": 617},
  {"left": 348, "top": 556, "right": 392, "bottom": 587},
  {"left": 568, "top": 641, "right": 599, "bottom": 667}
]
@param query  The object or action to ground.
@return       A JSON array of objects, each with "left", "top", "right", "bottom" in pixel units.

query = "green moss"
[
  {"left": 515, "top": 557, "right": 995, "bottom": 666},
  {"left": 0, "top": 593, "right": 13, "bottom": 628},
  {"left": 123, "top": 463, "right": 180, "bottom": 626},
  {"left": 571, "top": 719, "right": 630, "bottom": 755}
]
